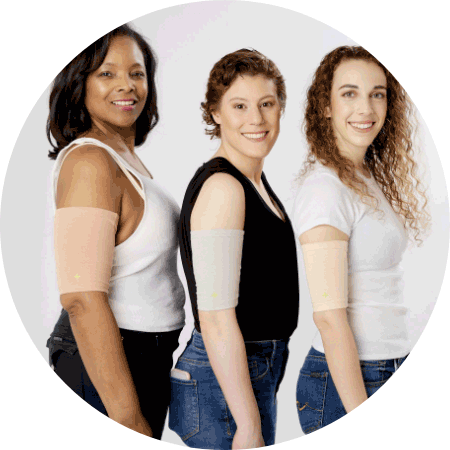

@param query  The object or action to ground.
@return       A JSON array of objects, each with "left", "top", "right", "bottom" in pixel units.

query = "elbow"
[
  {"left": 60, "top": 293, "right": 87, "bottom": 317},
  {"left": 313, "top": 308, "right": 348, "bottom": 333}
]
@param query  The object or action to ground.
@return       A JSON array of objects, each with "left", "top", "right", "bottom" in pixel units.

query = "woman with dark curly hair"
[
  {"left": 46, "top": 24, "right": 185, "bottom": 439},
  {"left": 293, "top": 46, "right": 430, "bottom": 434},
  {"left": 168, "top": 49, "right": 299, "bottom": 448}
]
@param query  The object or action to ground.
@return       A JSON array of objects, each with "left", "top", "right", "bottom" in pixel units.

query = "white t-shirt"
[{"left": 292, "top": 163, "right": 410, "bottom": 360}]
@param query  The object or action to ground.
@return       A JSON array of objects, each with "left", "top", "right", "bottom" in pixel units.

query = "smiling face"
[
  {"left": 211, "top": 74, "right": 281, "bottom": 161},
  {"left": 84, "top": 36, "right": 148, "bottom": 132},
  {"left": 326, "top": 59, "right": 387, "bottom": 159}
]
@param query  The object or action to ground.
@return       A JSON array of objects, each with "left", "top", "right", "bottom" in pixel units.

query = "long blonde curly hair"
[{"left": 299, "top": 46, "right": 430, "bottom": 244}]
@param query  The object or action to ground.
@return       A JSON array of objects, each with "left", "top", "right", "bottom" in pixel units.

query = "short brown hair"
[{"left": 201, "top": 48, "right": 286, "bottom": 139}]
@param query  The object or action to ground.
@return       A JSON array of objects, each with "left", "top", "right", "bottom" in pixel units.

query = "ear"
[
  {"left": 325, "top": 105, "right": 331, "bottom": 118},
  {"left": 211, "top": 110, "right": 221, "bottom": 125}
]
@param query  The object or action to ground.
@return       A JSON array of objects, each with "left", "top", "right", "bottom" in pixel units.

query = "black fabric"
[
  {"left": 179, "top": 157, "right": 299, "bottom": 341},
  {"left": 47, "top": 310, "right": 182, "bottom": 440}
]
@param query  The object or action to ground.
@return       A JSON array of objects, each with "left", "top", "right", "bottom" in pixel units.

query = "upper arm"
[
  {"left": 191, "top": 173, "right": 245, "bottom": 231},
  {"left": 56, "top": 145, "right": 121, "bottom": 213},
  {"left": 299, "top": 225, "right": 349, "bottom": 245}
]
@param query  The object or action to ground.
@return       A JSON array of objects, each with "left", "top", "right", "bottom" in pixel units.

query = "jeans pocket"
[
  {"left": 248, "top": 357, "right": 270, "bottom": 381},
  {"left": 169, "top": 377, "right": 200, "bottom": 441},
  {"left": 47, "top": 336, "right": 78, "bottom": 368},
  {"left": 296, "top": 372, "right": 327, "bottom": 435}
]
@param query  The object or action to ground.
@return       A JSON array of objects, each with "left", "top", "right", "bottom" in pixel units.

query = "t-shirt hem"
[
  {"left": 117, "top": 320, "right": 185, "bottom": 333},
  {"left": 312, "top": 342, "right": 411, "bottom": 361},
  {"left": 296, "top": 218, "right": 351, "bottom": 238}
]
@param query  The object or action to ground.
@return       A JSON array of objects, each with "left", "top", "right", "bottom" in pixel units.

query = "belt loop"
[
  {"left": 394, "top": 359, "right": 398, "bottom": 371},
  {"left": 271, "top": 341, "right": 277, "bottom": 368}
]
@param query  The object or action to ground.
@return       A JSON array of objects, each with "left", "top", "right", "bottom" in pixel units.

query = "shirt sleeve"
[{"left": 292, "top": 172, "right": 357, "bottom": 238}]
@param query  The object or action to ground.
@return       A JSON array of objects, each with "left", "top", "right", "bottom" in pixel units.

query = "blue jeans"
[
  {"left": 296, "top": 346, "right": 408, "bottom": 434},
  {"left": 169, "top": 329, "right": 290, "bottom": 448}
]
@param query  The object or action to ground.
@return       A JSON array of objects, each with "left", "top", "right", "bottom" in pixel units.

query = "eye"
[
  {"left": 342, "top": 91, "right": 355, "bottom": 98},
  {"left": 372, "top": 92, "right": 386, "bottom": 99},
  {"left": 99, "top": 71, "right": 112, "bottom": 77},
  {"left": 261, "top": 101, "right": 273, "bottom": 107},
  {"left": 132, "top": 72, "right": 146, "bottom": 78},
  {"left": 234, "top": 104, "right": 245, "bottom": 110}
]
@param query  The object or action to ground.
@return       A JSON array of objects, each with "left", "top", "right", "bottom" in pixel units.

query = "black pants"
[{"left": 47, "top": 311, "right": 182, "bottom": 440}]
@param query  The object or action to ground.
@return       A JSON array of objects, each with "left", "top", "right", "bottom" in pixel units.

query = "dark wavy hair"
[
  {"left": 299, "top": 46, "right": 430, "bottom": 243},
  {"left": 201, "top": 48, "right": 286, "bottom": 139},
  {"left": 47, "top": 24, "right": 159, "bottom": 160}
]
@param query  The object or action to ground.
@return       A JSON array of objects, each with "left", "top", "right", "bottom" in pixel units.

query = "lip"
[
  {"left": 241, "top": 131, "right": 269, "bottom": 142},
  {"left": 112, "top": 99, "right": 138, "bottom": 112},
  {"left": 348, "top": 121, "right": 376, "bottom": 133}
]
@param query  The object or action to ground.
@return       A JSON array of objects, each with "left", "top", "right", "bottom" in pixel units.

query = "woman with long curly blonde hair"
[{"left": 292, "top": 46, "right": 430, "bottom": 434}]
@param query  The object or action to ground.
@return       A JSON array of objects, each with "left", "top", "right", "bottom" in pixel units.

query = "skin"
[
  {"left": 301, "top": 59, "right": 388, "bottom": 413},
  {"left": 192, "top": 74, "right": 284, "bottom": 449},
  {"left": 56, "top": 36, "right": 157, "bottom": 438}
]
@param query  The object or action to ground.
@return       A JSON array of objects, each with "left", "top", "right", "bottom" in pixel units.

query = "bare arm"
[
  {"left": 56, "top": 146, "right": 152, "bottom": 436},
  {"left": 300, "top": 225, "right": 368, "bottom": 413},
  {"left": 192, "top": 173, "right": 264, "bottom": 448}
]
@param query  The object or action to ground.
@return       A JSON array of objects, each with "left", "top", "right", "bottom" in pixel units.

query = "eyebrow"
[
  {"left": 102, "top": 62, "right": 145, "bottom": 68},
  {"left": 338, "top": 84, "right": 387, "bottom": 90},
  {"left": 228, "top": 95, "right": 276, "bottom": 102}
]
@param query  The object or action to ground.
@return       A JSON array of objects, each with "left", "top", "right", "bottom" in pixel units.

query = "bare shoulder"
[
  {"left": 192, "top": 172, "right": 245, "bottom": 230},
  {"left": 56, "top": 145, "right": 121, "bottom": 211}
]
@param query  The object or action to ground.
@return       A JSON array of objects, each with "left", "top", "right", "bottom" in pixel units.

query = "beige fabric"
[
  {"left": 191, "top": 229, "right": 244, "bottom": 311},
  {"left": 301, "top": 240, "right": 349, "bottom": 312},
  {"left": 54, "top": 207, "right": 119, "bottom": 294}
]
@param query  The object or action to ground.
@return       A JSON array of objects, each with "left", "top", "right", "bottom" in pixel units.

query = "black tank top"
[{"left": 179, "top": 157, "right": 299, "bottom": 341}]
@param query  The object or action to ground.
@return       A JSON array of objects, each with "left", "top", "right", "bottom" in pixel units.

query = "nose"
[
  {"left": 115, "top": 74, "right": 135, "bottom": 93},
  {"left": 249, "top": 105, "right": 265, "bottom": 125},
  {"left": 356, "top": 96, "right": 374, "bottom": 115}
]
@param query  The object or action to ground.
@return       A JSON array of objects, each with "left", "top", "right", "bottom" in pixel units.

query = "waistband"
[{"left": 307, "top": 346, "right": 409, "bottom": 369}]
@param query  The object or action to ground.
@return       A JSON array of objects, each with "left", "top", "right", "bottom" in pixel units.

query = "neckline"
[{"left": 209, "top": 157, "right": 286, "bottom": 223}]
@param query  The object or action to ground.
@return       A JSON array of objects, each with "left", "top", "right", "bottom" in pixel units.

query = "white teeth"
[
  {"left": 242, "top": 132, "right": 267, "bottom": 139},
  {"left": 350, "top": 122, "right": 373, "bottom": 129},
  {"left": 113, "top": 101, "right": 135, "bottom": 106}
]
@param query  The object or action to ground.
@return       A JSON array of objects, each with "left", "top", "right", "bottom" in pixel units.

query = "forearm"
[
  {"left": 319, "top": 318, "right": 368, "bottom": 412},
  {"left": 200, "top": 311, "right": 261, "bottom": 431},
  {"left": 63, "top": 292, "right": 142, "bottom": 422}
]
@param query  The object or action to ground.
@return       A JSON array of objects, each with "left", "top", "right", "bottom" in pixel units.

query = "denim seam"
[
  {"left": 305, "top": 355, "right": 327, "bottom": 362},
  {"left": 179, "top": 357, "right": 211, "bottom": 367},
  {"left": 178, "top": 380, "right": 200, "bottom": 442}
]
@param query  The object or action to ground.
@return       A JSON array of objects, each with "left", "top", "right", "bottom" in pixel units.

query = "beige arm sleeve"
[
  {"left": 54, "top": 207, "right": 119, "bottom": 294},
  {"left": 191, "top": 229, "right": 245, "bottom": 311},
  {"left": 301, "top": 240, "right": 349, "bottom": 312}
]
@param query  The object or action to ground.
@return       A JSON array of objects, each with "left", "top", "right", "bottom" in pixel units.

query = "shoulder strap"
[{"left": 53, "top": 138, "right": 145, "bottom": 207}]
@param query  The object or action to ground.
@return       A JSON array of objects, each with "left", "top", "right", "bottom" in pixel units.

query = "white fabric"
[
  {"left": 52, "top": 137, "right": 185, "bottom": 332},
  {"left": 191, "top": 229, "right": 244, "bottom": 311},
  {"left": 301, "top": 241, "right": 349, "bottom": 312},
  {"left": 292, "top": 163, "right": 409, "bottom": 360}
]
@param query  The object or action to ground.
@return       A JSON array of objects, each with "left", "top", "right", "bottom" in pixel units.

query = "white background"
[{"left": 0, "top": 0, "right": 448, "bottom": 449}]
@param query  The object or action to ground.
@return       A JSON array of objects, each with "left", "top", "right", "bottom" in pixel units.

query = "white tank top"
[{"left": 52, "top": 137, "right": 186, "bottom": 332}]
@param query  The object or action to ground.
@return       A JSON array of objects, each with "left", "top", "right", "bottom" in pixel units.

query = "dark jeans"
[
  {"left": 169, "top": 329, "right": 290, "bottom": 448},
  {"left": 47, "top": 310, "right": 182, "bottom": 440},
  {"left": 296, "top": 346, "right": 409, "bottom": 435}
]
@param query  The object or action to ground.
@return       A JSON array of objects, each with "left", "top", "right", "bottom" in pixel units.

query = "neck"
[
  {"left": 336, "top": 140, "right": 370, "bottom": 178},
  {"left": 213, "top": 142, "right": 265, "bottom": 184},
  {"left": 85, "top": 121, "right": 136, "bottom": 153}
]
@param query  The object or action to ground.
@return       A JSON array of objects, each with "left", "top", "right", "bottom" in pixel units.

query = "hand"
[
  {"left": 114, "top": 411, "right": 153, "bottom": 438},
  {"left": 232, "top": 426, "right": 265, "bottom": 449}
]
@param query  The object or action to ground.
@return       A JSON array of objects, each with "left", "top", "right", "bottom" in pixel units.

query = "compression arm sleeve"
[
  {"left": 54, "top": 207, "right": 119, "bottom": 294},
  {"left": 301, "top": 240, "right": 349, "bottom": 312},
  {"left": 191, "top": 229, "right": 245, "bottom": 311}
]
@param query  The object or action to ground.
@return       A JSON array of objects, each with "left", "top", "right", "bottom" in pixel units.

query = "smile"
[
  {"left": 112, "top": 100, "right": 136, "bottom": 106},
  {"left": 242, "top": 131, "right": 269, "bottom": 142},
  {"left": 349, "top": 122, "right": 375, "bottom": 130}
]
